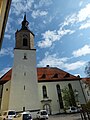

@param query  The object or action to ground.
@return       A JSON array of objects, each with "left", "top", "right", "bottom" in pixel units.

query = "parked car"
[
  {"left": 13, "top": 111, "right": 32, "bottom": 120},
  {"left": 66, "top": 106, "right": 78, "bottom": 113},
  {"left": 0, "top": 110, "right": 16, "bottom": 120},
  {"left": 36, "top": 110, "right": 48, "bottom": 120}
]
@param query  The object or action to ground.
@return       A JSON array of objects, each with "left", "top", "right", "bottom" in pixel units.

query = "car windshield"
[
  {"left": 71, "top": 107, "right": 76, "bottom": 110},
  {"left": 23, "top": 114, "right": 32, "bottom": 120},
  {"left": 41, "top": 111, "right": 47, "bottom": 115},
  {"left": 8, "top": 111, "right": 16, "bottom": 115}
]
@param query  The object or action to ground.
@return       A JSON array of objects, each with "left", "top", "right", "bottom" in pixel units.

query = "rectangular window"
[
  {"left": 24, "top": 72, "right": 26, "bottom": 76},
  {"left": 23, "top": 53, "right": 27, "bottom": 60},
  {"left": 24, "top": 85, "right": 25, "bottom": 90}
]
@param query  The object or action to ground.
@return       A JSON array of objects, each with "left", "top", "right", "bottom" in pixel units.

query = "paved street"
[{"left": 48, "top": 113, "right": 81, "bottom": 120}]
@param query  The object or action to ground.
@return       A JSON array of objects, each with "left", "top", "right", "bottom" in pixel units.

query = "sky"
[{"left": 0, "top": 0, "right": 90, "bottom": 78}]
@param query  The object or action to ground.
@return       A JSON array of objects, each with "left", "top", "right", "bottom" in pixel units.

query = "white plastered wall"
[
  {"left": 8, "top": 49, "right": 40, "bottom": 111},
  {"left": 1, "top": 81, "right": 11, "bottom": 112},
  {"left": 38, "top": 80, "right": 86, "bottom": 114}
]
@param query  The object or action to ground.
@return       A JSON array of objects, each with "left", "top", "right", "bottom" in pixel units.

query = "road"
[{"left": 48, "top": 113, "right": 81, "bottom": 120}]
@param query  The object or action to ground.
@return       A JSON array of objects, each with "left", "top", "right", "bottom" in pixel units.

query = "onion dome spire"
[{"left": 21, "top": 13, "right": 29, "bottom": 30}]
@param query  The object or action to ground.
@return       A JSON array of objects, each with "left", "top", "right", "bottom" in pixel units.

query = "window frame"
[
  {"left": 42, "top": 85, "right": 48, "bottom": 98},
  {"left": 23, "top": 37, "right": 28, "bottom": 47}
]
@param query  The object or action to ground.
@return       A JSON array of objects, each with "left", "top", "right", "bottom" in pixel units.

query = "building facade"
[
  {"left": 0, "top": 0, "right": 12, "bottom": 48},
  {"left": 37, "top": 67, "right": 86, "bottom": 114},
  {"left": 1, "top": 15, "right": 40, "bottom": 112},
  {"left": 82, "top": 78, "right": 90, "bottom": 102},
  {"left": 0, "top": 15, "right": 86, "bottom": 115}
]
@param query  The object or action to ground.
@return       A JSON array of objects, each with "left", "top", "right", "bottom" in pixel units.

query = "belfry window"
[{"left": 23, "top": 38, "right": 28, "bottom": 46}]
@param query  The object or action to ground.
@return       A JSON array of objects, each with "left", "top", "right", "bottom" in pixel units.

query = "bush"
[{"left": 85, "top": 100, "right": 90, "bottom": 112}]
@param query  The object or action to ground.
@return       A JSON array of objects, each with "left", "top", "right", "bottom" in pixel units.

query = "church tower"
[{"left": 8, "top": 15, "right": 40, "bottom": 112}]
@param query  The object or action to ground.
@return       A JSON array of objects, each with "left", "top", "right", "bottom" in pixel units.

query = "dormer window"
[
  {"left": 53, "top": 73, "right": 58, "bottom": 78},
  {"left": 23, "top": 38, "right": 28, "bottom": 46},
  {"left": 64, "top": 73, "right": 70, "bottom": 78},
  {"left": 41, "top": 74, "right": 46, "bottom": 78}
]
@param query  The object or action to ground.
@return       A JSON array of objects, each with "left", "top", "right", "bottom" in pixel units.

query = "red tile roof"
[
  {"left": 82, "top": 78, "right": 90, "bottom": 85},
  {"left": 37, "top": 67, "right": 79, "bottom": 82},
  {"left": 0, "top": 67, "right": 79, "bottom": 84},
  {"left": 0, "top": 69, "right": 12, "bottom": 84}
]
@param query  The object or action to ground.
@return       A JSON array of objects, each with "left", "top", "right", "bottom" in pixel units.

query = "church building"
[{"left": 0, "top": 15, "right": 86, "bottom": 115}]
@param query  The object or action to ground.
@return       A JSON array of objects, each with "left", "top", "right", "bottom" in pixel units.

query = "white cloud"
[
  {"left": 5, "top": 17, "right": 14, "bottom": 33},
  {"left": 31, "top": 10, "right": 48, "bottom": 19},
  {"left": 0, "top": 48, "right": 14, "bottom": 57},
  {"left": 58, "top": 28, "right": 74, "bottom": 36},
  {"left": 38, "top": 30, "right": 60, "bottom": 48},
  {"left": 42, "top": 30, "right": 59, "bottom": 42},
  {"left": 37, "top": 53, "right": 68, "bottom": 68},
  {"left": 17, "top": 17, "right": 23, "bottom": 25},
  {"left": 38, "top": 0, "right": 52, "bottom": 7},
  {"left": 72, "top": 45, "right": 90, "bottom": 57},
  {"left": 4, "top": 34, "right": 11, "bottom": 39},
  {"left": 12, "top": 0, "right": 22, "bottom": 3},
  {"left": 63, "top": 14, "right": 78, "bottom": 27},
  {"left": 65, "top": 61, "right": 86, "bottom": 71},
  {"left": 41, "top": 4, "right": 90, "bottom": 50},
  {"left": 61, "top": 4, "right": 90, "bottom": 27},
  {"left": 79, "top": 2, "right": 83, "bottom": 7},
  {"left": 38, "top": 39, "right": 52, "bottom": 48},
  {"left": 79, "top": 20, "right": 90, "bottom": 29},
  {"left": 38, "top": 28, "right": 74, "bottom": 48},
  {"left": 59, "top": 4, "right": 90, "bottom": 31},
  {"left": 37, "top": 52, "right": 86, "bottom": 71},
  {"left": 5, "top": 16, "right": 15, "bottom": 36},
  {"left": 0, "top": 67, "right": 11, "bottom": 78},
  {"left": 77, "top": 4, "right": 90, "bottom": 22},
  {"left": 11, "top": 0, "right": 34, "bottom": 15},
  {"left": 34, "top": 0, "right": 52, "bottom": 8}
]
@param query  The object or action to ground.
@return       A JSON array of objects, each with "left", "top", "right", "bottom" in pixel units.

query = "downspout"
[{"left": 79, "top": 79, "right": 87, "bottom": 104}]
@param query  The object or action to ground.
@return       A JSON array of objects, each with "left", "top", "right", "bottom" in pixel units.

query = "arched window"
[
  {"left": 56, "top": 84, "right": 61, "bottom": 94},
  {"left": 68, "top": 83, "right": 76, "bottom": 106},
  {"left": 42, "top": 85, "right": 47, "bottom": 98},
  {"left": 56, "top": 84, "right": 64, "bottom": 109},
  {"left": 23, "top": 38, "right": 28, "bottom": 46},
  {"left": 68, "top": 83, "right": 72, "bottom": 89}
]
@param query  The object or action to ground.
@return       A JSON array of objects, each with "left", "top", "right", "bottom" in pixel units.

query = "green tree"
[
  {"left": 85, "top": 100, "right": 90, "bottom": 112},
  {"left": 62, "top": 87, "right": 71, "bottom": 108},
  {"left": 68, "top": 83, "right": 76, "bottom": 107}
]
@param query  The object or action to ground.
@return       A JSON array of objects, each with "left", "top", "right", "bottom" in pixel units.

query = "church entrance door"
[{"left": 43, "top": 104, "right": 51, "bottom": 115}]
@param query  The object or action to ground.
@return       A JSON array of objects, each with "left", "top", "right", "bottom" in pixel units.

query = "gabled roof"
[
  {"left": 0, "top": 69, "right": 12, "bottom": 84},
  {"left": 82, "top": 78, "right": 90, "bottom": 85},
  {"left": 37, "top": 67, "right": 79, "bottom": 82},
  {"left": 0, "top": 67, "right": 79, "bottom": 84}
]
